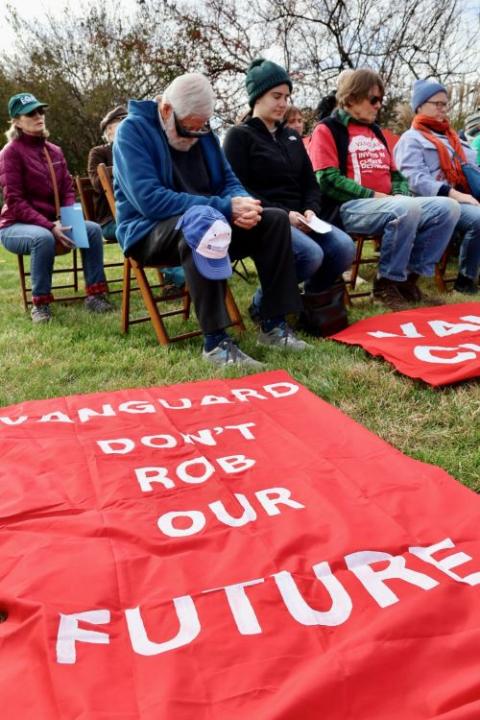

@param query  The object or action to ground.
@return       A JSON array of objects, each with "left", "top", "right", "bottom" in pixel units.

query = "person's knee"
[
  {"left": 391, "top": 197, "right": 422, "bottom": 225},
  {"left": 338, "top": 232, "right": 355, "bottom": 265},
  {"left": 435, "top": 197, "right": 461, "bottom": 224},
  {"left": 460, "top": 206, "right": 480, "bottom": 233},
  {"left": 32, "top": 228, "right": 56, "bottom": 252},
  {"left": 303, "top": 244, "right": 323, "bottom": 275},
  {"left": 261, "top": 207, "right": 290, "bottom": 233},
  {"left": 86, "top": 221, "right": 104, "bottom": 247}
]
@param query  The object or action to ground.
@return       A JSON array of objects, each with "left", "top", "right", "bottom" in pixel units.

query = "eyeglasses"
[
  {"left": 25, "top": 107, "right": 46, "bottom": 118},
  {"left": 173, "top": 112, "right": 211, "bottom": 138},
  {"left": 368, "top": 96, "right": 383, "bottom": 107},
  {"left": 425, "top": 101, "right": 449, "bottom": 110}
]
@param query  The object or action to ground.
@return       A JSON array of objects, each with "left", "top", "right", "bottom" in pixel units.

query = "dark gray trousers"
[{"left": 128, "top": 207, "right": 302, "bottom": 333}]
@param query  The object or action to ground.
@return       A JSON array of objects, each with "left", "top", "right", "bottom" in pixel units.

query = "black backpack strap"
[
  {"left": 370, "top": 124, "right": 390, "bottom": 154},
  {"left": 320, "top": 117, "right": 349, "bottom": 176}
]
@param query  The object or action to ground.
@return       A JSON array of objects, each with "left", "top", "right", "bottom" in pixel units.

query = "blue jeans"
[
  {"left": 455, "top": 203, "right": 480, "bottom": 279},
  {"left": 162, "top": 265, "right": 185, "bottom": 288},
  {"left": 339, "top": 196, "right": 460, "bottom": 281},
  {"left": 291, "top": 225, "right": 355, "bottom": 291},
  {"left": 101, "top": 219, "right": 117, "bottom": 242},
  {"left": 0, "top": 221, "right": 106, "bottom": 299},
  {"left": 252, "top": 223, "right": 355, "bottom": 309}
]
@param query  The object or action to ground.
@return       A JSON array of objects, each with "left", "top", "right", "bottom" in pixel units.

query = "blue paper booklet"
[{"left": 60, "top": 204, "right": 89, "bottom": 248}]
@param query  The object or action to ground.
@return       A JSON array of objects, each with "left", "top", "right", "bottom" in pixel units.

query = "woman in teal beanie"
[{"left": 224, "top": 58, "right": 354, "bottom": 333}]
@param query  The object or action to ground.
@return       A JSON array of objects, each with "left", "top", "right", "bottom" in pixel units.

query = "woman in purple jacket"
[{"left": 0, "top": 93, "right": 113, "bottom": 322}]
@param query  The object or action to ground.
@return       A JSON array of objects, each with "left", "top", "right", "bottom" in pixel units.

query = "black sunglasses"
[
  {"left": 368, "top": 95, "right": 383, "bottom": 107},
  {"left": 25, "top": 107, "right": 46, "bottom": 118},
  {"left": 173, "top": 112, "right": 211, "bottom": 138}
]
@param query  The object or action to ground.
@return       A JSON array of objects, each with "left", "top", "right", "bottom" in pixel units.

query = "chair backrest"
[
  {"left": 75, "top": 175, "right": 96, "bottom": 221},
  {"left": 97, "top": 164, "right": 116, "bottom": 220}
]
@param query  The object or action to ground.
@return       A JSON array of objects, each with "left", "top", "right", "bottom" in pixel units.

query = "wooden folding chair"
[
  {"left": 75, "top": 174, "right": 124, "bottom": 294},
  {"left": 17, "top": 247, "right": 83, "bottom": 311},
  {"left": 345, "top": 233, "right": 381, "bottom": 302},
  {"left": 96, "top": 162, "right": 245, "bottom": 345}
]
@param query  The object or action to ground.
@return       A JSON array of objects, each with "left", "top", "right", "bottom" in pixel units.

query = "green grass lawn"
[{"left": 1, "top": 244, "right": 479, "bottom": 490}]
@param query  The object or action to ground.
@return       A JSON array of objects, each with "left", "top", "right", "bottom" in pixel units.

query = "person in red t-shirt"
[{"left": 308, "top": 68, "right": 460, "bottom": 309}]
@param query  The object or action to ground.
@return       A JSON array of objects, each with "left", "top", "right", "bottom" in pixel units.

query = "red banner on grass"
[
  {"left": 1, "top": 371, "right": 480, "bottom": 719},
  {"left": 332, "top": 302, "right": 480, "bottom": 385}
]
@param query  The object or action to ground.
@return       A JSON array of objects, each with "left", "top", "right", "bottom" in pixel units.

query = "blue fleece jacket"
[{"left": 113, "top": 99, "right": 248, "bottom": 253}]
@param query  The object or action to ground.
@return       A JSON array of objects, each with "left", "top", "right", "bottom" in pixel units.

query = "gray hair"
[{"left": 162, "top": 73, "right": 215, "bottom": 119}]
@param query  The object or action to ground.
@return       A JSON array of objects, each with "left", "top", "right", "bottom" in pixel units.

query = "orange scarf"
[{"left": 412, "top": 114, "right": 468, "bottom": 191}]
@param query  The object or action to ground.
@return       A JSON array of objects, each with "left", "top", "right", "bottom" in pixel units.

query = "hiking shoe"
[
  {"left": 257, "top": 322, "right": 312, "bottom": 351},
  {"left": 84, "top": 294, "right": 115, "bottom": 313},
  {"left": 372, "top": 277, "right": 410, "bottom": 311},
  {"left": 248, "top": 301, "right": 261, "bottom": 325},
  {"left": 161, "top": 284, "right": 183, "bottom": 300},
  {"left": 31, "top": 305, "right": 52, "bottom": 323},
  {"left": 454, "top": 273, "right": 479, "bottom": 295},
  {"left": 202, "top": 338, "right": 264, "bottom": 368},
  {"left": 399, "top": 274, "right": 445, "bottom": 305},
  {"left": 399, "top": 273, "right": 423, "bottom": 302}
]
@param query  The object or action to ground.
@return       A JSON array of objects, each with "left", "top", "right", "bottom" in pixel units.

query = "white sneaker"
[
  {"left": 202, "top": 338, "right": 264, "bottom": 368},
  {"left": 257, "top": 323, "right": 311, "bottom": 351},
  {"left": 31, "top": 305, "right": 52, "bottom": 323}
]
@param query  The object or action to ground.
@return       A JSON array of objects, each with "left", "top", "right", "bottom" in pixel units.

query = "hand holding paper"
[
  {"left": 52, "top": 220, "right": 75, "bottom": 250},
  {"left": 298, "top": 211, "right": 332, "bottom": 234}
]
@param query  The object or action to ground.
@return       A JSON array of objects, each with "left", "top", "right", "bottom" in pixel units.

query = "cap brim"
[
  {"left": 192, "top": 252, "right": 232, "bottom": 280},
  {"left": 14, "top": 101, "right": 48, "bottom": 117}
]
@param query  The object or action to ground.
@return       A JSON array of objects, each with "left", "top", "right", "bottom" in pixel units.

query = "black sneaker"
[
  {"left": 372, "top": 277, "right": 409, "bottom": 311},
  {"left": 453, "top": 273, "right": 478, "bottom": 295}
]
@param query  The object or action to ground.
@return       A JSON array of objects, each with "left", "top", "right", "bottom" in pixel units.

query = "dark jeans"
[{"left": 128, "top": 207, "right": 302, "bottom": 334}]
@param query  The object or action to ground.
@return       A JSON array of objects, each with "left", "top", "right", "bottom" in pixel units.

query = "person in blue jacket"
[{"left": 113, "top": 73, "right": 309, "bottom": 366}]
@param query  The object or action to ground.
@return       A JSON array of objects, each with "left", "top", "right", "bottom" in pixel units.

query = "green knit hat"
[{"left": 245, "top": 58, "right": 292, "bottom": 108}]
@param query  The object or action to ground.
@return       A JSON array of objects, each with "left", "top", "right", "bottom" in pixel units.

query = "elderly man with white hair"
[{"left": 114, "top": 73, "right": 308, "bottom": 366}]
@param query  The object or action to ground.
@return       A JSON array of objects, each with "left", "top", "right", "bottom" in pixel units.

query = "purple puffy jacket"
[{"left": 0, "top": 133, "right": 75, "bottom": 230}]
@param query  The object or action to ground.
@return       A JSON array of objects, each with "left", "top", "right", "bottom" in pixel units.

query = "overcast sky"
[
  {"left": 2, "top": 0, "right": 478, "bottom": 57},
  {"left": 0, "top": 0, "right": 138, "bottom": 53}
]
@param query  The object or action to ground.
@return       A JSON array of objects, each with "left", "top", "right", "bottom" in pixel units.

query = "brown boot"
[
  {"left": 372, "top": 277, "right": 410, "bottom": 311},
  {"left": 399, "top": 273, "right": 423, "bottom": 302},
  {"left": 400, "top": 273, "right": 445, "bottom": 305}
]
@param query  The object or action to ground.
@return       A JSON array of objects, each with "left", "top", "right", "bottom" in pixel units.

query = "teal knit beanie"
[{"left": 245, "top": 58, "right": 292, "bottom": 108}]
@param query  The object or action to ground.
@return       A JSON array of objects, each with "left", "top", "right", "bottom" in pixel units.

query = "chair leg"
[
  {"left": 182, "top": 287, "right": 190, "bottom": 320},
  {"left": 17, "top": 255, "right": 29, "bottom": 311},
  {"left": 233, "top": 259, "right": 251, "bottom": 282},
  {"left": 225, "top": 284, "right": 245, "bottom": 333},
  {"left": 131, "top": 260, "right": 170, "bottom": 345},
  {"left": 73, "top": 249, "right": 79, "bottom": 292},
  {"left": 350, "top": 236, "right": 365, "bottom": 290},
  {"left": 435, "top": 249, "right": 449, "bottom": 293},
  {"left": 121, "top": 258, "right": 131, "bottom": 334}
]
